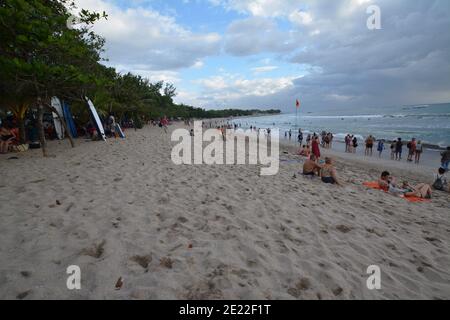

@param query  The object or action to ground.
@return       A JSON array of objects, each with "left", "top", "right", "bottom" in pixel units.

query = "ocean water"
[{"left": 234, "top": 103, "right": 450, "bottom": 148}]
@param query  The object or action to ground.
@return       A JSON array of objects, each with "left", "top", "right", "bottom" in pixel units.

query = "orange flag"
[{"left": 296, "top": 99, "right": 300, "bottom": 109}]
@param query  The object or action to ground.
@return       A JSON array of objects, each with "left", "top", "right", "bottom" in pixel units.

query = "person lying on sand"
[
  {"left": 320, "top": 157, "right": 342, "bottom": 186},
  {"left": 378, "top": 171, "right": 432, "bottom": 198},
  {"left": 401, "top": 181, "right": 432, "bottom": 199},
  {"left": 303, "top": 154, "right": 322, "bottom": 176}
]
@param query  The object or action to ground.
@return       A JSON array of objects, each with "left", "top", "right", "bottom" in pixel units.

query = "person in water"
[{"left": 320, "top": 157, "right": 342, "bottom": 186}]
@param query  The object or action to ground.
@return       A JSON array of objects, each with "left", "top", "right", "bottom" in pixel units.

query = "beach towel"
[{"left": 363, "top": 181, "right": 430, "bottom": 203}]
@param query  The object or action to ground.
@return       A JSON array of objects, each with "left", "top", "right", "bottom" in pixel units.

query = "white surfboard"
[
  {"left": 51, "top": 97, "right": 64, "bottom": 140},
  {"left": 116, "top": 123, "right": 126, "bottom": 139},
  {"left": 86, "top": 97, "right": 106, "bottom": 141}
]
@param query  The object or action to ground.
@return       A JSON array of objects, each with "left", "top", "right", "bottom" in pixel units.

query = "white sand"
[{"left": 0, "top": 124, "right": 449, "bottom": 300}]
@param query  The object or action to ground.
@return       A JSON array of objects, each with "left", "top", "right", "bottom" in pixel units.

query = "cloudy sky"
[{"left": 75, "top": 0, "right": 450, "bottom": 112}]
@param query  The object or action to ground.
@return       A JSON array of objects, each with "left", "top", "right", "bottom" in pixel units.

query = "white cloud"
[
  {"left": 289, "top": 11, "right": 313, "bottom": 26},
  {"left": 209, "top": 0, "right": 303, "bottom": 18},
  {"left": 74, "top": 0, "right": 220, "bottom": 71},
  {"left": 192, "top": 60, "right": 205, "bottom": 69},
  {"left": 192, "top": 74, "right": 295, "bottom": 108},
  {"left": 251, "top": 66, "right": 278, "bottom": 73}
]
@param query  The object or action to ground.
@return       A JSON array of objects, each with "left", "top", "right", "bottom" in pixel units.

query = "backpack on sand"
[{"left": 433, "top": 176, "right": 444, "bottom": 191}]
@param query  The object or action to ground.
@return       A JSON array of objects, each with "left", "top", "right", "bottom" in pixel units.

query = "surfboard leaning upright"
[
  {"left": 63, "top": 101, "right": 78, "bottom": 138},
  {"left": 51, "top": 97, "right": 64, "bottom": 140},
  {"left": 85, "top": 97, "right": 106, "bottom": 141}
]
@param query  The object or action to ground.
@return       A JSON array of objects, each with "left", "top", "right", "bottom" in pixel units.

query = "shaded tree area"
[{"left": 0, "top": 0, "right": 280, "bottom": 155}]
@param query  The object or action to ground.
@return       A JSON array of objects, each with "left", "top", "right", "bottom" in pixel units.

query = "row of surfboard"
[{"left": 51, "top": 96, "right": 125, "bottom": 141}]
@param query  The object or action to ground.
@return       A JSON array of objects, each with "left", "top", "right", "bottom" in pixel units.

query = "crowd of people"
[{"left": 289, "top": 127, "right": 450, "bottom": 196}]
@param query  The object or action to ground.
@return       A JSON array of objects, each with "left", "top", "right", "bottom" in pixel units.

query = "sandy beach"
[{"left": 0, "top": 123, "right": 449, "bottom": 300}]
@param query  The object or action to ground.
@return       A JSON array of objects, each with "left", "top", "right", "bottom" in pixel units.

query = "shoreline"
[
  {"left": 279, "top": 138, "right": 443, "bottom": 174},
  {"left": 232, "top": 114, "right": 450, "bottom": 151}
]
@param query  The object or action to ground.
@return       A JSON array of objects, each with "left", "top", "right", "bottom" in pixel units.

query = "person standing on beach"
[
  {"left": 352, "top": 136, "right": 358, "bottom": 154},
  {"left": 390, "top": 141, "right": 396, "bottom": 160},
  {"left": 298, "top": 129, "right": 303, "bottom": 146},
  {"left": 377, "top": 140, "right": 385, "bottom": 158},
  {"left": 349, "top": 135, "right": 355, "bottom": 153},
  {"left": 415, "top": 140, "right": 423, "bottom": 164},
  {"left": 160, "top": 116, "right": 169, "bottom": 134},
  {"left": 289, "top": 130, "right": 292, "bottom": 140},
  {"left": 395, "top": 138, "right": 403, "bottom": 161},
  {"left": 365, "top": 135, "right": 375, "bottom": 156},
  {"left": 407, "top": 138, "right": 417, "bottom": 162},
  {"left": 345, "top": 135, "right": 350, "bottom": 153},
  {"left": 441, "top": 147, "right": 450, "bottom": 171},
  {"left": 311, "top": 136, "right": 321, "bottom": 160}
]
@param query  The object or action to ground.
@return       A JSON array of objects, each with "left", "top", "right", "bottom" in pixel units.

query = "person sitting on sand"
[
  {"left": 320, "top": 157, "right": 341, "bottom": 185},
  {"left": 0, "top": 123, "right": 16, "bottom": 154},
  {"left": 378, "top": 171, "right": 394, "bottom": 191},
  {"left": 432, "top": 167, "right": 448, "bottom": 192},
  {"left": 303, "top": 154, "right": 322, "bottom": 176},
  {"left": 298, "top": 145, "right": 310, "bottom": 157}
]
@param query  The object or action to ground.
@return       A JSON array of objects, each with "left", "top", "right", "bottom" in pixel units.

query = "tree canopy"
[{"left": 0, "top": 0, "right": 280, "bottom": 143}]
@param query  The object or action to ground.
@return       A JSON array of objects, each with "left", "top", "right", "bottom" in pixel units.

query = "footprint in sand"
[
  {"left": 160, "top": 257, "right": 173, "bottom": 269},
  {"left": 336, "top": 225, "right": 353, "bottom": 233},
  {"left": 130, "top": 255, "right": 152, "bottom": 269},
  {"left": 16, "top": 290, "right": 31, "bottom": 300},
  {"left": 287, "top": 278, "right": 311, "bottom": 298},
  {"left": 81, "top": 240, "right": 106, "bottom": 259}
]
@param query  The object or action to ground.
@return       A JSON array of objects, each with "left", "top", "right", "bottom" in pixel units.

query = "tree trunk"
[
  {"left": 37, "top": 102, "right": 48, "bottom": 157},
  {"left": 17, "top": 115, "right": 26, "bottom": 144}
]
